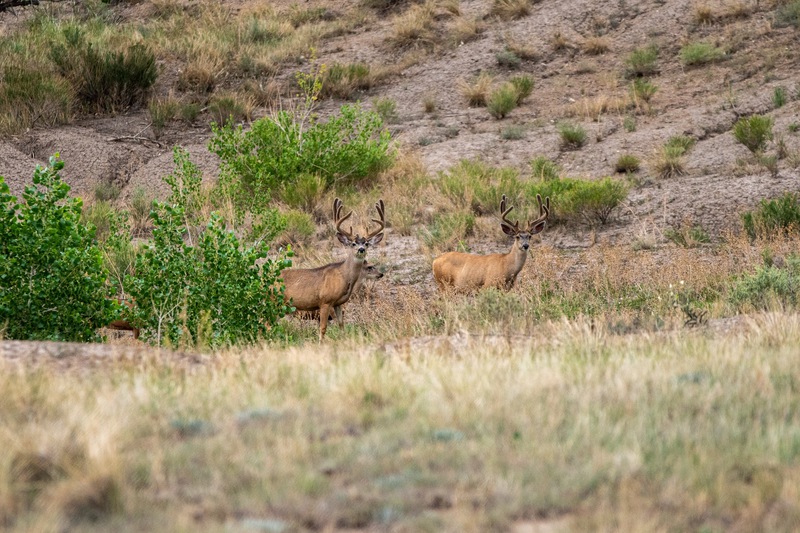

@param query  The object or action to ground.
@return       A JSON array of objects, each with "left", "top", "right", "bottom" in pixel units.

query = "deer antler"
[
  {"left": 365, "top": 199, "right": 385, "bottom": 240},
  {"left": 527, "top": 194, "right": 550, "bottom": 230},
  {"left": 500, "top": 194, "right": 520, "bottom": 235},
  {"left": 333, "top": 198, "right": 354, "bottom": 239}
]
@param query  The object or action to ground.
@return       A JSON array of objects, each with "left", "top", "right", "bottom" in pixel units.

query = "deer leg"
[
  {"left": 334, "top": 305, "right": 344, "bottom": 328},
  {"left": 318, "top": 303, "right": 331, "bottom": 341}
]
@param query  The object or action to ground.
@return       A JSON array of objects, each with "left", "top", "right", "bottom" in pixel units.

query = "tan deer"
[
  {"left": 297, "top": 263, "right": 384, "bottom": 322},
  {"left": 281, "top": 198, "right": 385, "bottom": 340},
  {"left": 432, "top": 194, "right": 550, "bottom": 291}
]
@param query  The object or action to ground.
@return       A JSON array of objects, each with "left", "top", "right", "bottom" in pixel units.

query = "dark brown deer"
[
  {"left": 281, "top": 198, "right": 385, "bottom": 340},
  {"left": 432, "top": 194, "right": 550, "bottom": 291}
]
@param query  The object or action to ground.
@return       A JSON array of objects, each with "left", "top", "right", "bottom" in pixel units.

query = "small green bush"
[
  {"left": 528, "top": 176, "right": 628, "bottom": 226},
  {"left": 422, "top": 210, "right": 475, "bottom": 251},
  {"left": 321, "top": 62, "right": 373, "bottom": 99},
  {"left": 772, "top": 86, "right": 787, "bottom": 109},
  {"left": 127, "top": 149, "right": 292, "bottom": 348},
  {"left": 665, "top": 134, "right": 696, "bottom": 152},
  {"left": 50, "top": 28, "right": 157, "bottom": 113},
  {"left": 487, "top": 84, "right": 519, "bottom": 119},
  {"left": 0, "top": 156, "right": 117, "bottom": 341},
  {"left": 630, "top": 78, "right": 657, "bottom": 104},
  {"left": 729, "top": 256, "right": 800, "bottom": 311},
  {"left": 623, "top": 115, "right": 637, "bottom": 132},
  {"left": 278, "top": 173, "right": 327, "bottom": 213},
  {"left": 496, "top": 49, "right": 521, "bottom": 69},
  {"left": 615, "top": 154, "right": 641, "bottom": 173},
  {"left": 373, "top": 97, "right": 398, "bottom": 124},
  {"left": 210, "top": 103, "right": 392, "bottom": 211},
  {"left": 277, "top": 209, "right": 317, "bottom": 247},
  {"left": 624, "top": 44, "right": 659, "bottom": 78},
  {"left": 501, "top": 125, "right": 525, "bottom": 140},
  {"left": 742, "top": 193, "right": 800, "bottom": 239},
  {"left": 530, "top": 157, "right": 560, "bottom": 181},
  {"left": 775, "top": 0, "right": 800, "bottom": 28},
  {"left": 558, "top": 122, "right": 587, "bottom": 150},
  {"left": 733, "top": 114, "right": 774, "bottom": 153},
  {"left": 653, "top": 144, "right": 687, "bottom": 179},
  {"left": 509, "top": 75, "right": 534, "bottom": 104},
  {"left": 679, "top": 42, "right": 724, "bottom": 66}
]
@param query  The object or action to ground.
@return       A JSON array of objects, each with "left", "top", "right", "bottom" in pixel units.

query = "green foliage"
[
  {"left": 509, "top": 75, "right": 534, "bottom": 104},
  {"left": 679, "top": 42, "right": 724, "bottom": 66},
  {"left": 81, "top": 200, "right": 117, "bottom": 242},
  {"left": 528, "top": 176, "right": 629, "bottom": 226},
  {"left": 129, "top": 186, "right": 154, "bottom": 237},
  {"left": 50, "top": 27, "right": 157, "bottom": 112},
  {"left": 422, "top": 211, "right": 475, "bottom": 251},
  {"left": 321, "top": 62, "right": 373, "bottom": 99},
  {"left": 623, "top": 115, "right": 637, "bottom": 132},
  {"left": 665, "top": 134, "right": 696, "bottom": 152},
  {"left": 0, "top": 156, "right": 117, "bottom": 341},
  {"left": 530, "top": 157, "right": 560, "bottom": 181},
  {"left": 208, "top": 94, "right": 249, "bottom": 125},
  {"left": 0, "top": 66, "right": 72, "bottom": 133},
  {"left": 277, "top": 209, "right": 317, "bottom": 247},
  {"left": 772, "top": 86, "right": 787, "bottom": 109},
  {"left": 733, "top": 115, "right": 774, "bottom": 153},
  {"left": 742, "top": 193, "right": 800, "bottom": 239},
  {"left": 558, "top": 122, "right": 587, "bottom": 150},
  {"left": 624, "top": 44, "right": 659, "bottom": 78},
  {"left": 209, "top": 103, "right": 392, "bottom": 211},
  {"left": 653, "top": 135, "right": 694, "bottom": 179},
  {"left": 630, "top": 78, "right": 657, "bottom": 103},
  {"left": 501, "top": 125, "right": 525, "bottom": 140},
  {"left": 729, "top": 256, "right": 800, "bottom": 311},
  {"left": 664, "top": 223, "right": 710, "bottom": 248},
  {"left": 126, "top": 148, "right": 292, "bottom": 348},
  {"left": 438, "top": 160, "right": 524, "bottom": 215},
  {"left": 496, "top": 49, "right": 521, "bottom": 69},
  {"left": 278, "top": 173, "right": 327, "bottom": 213},
  {"left": 615, "top": 154, "right": 640, "bottom": 173},
  {"left": 373, "top": 97, "right": 398, "bottom": 124},
  {"left": 486, "top": 84, "right": 518, "bottom": 119},
  {"left": 775, "top": 0, "right": 800, "bottom": 28}
]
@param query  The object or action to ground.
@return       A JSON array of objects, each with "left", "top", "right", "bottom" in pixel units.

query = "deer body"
[
  {"left": 292, "top": 263, "right": 383, "bottom": 322},
  {"left": 281, "top": 198, "right": 385, "bottom": 340},
  {"left": 432, "top": 194, "right": 550, "bottom": 292}
]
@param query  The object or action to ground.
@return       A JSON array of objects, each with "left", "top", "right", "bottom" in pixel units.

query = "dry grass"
[
  {"left": 389, "top": 3, "right": 436, "bottom": 48},
  {"left": 567, "top": 94, "right": 629, "bottom": 121},
  {"left": 582, "top": 35, "right": 611, "bottom": 55},
  {"left": 5, "top": 303, "right": 800, "bottom": 530},
  {"left": 458, "top": 72, "right": 494, "bottom": 107},
  {"left": 490, "top": 0, "right": 532, "bottom": 20}
]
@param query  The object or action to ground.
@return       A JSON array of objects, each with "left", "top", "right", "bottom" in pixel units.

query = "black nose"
[{"left": 522, "top": 243, "right": 529, "bottom": 250}]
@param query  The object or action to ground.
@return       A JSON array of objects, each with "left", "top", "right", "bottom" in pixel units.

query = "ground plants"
[
  {"left": 742, "top": 192, "right": 800, "bottom": 239},
  {"left": 679, "top": 41, "right": 724, "bottom": 66},
  {"left": 728, "top": 255, "right": 800, "bottom": 311},
  {"left": 0, "top": 156, "right": 117, "bottom": 341},
  {"left": 624, "top": 44, "right": 659, "bottom": 77},
  {"left": 558, "top": 122, "right": 587, "bottom": 150},
  {"left": 486, "top": 84, "right": 518, "bottom": 119},
  {"left": 125, "top": 149, "right": 292, "bottom": 348},
  {"left": 733, "top": 114, "right": 773, "bottom": 153}
]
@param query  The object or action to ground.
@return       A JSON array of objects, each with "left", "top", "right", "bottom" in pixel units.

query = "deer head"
[
  {"left": 334, "top": 198, "right": 385, "bottom": 260},
  {"left": 499, "top": 194, "right": 550, "bottom": 252}
]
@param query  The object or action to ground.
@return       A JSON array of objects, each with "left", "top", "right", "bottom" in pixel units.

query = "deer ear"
[
  {"left": 501, "top": 223, "right": 517, "bottom": 236},
  {"left": 367, "top": 232, "right": 384, "bottom": 246},
  {"left": 530, "top": 220, "right": 547, "bottom": 235},
  {"left": 337, "top": 233, "right": 352, "bottom": 246}
]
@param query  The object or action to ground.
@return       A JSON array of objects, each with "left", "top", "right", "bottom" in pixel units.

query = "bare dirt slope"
[{"left": 1, "top": 0, "right": 799, "bottom": 253}]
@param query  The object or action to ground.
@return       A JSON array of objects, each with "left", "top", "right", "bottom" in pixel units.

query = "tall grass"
[{"left": 5, "top": 310, "right": 800, "bottom": 530}]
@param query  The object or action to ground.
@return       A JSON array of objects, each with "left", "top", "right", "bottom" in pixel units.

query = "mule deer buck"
[
  {"left": 432, "top": 194, "right": 550, "bottom": 291},
  {"left": 281, "top": 198, "right": 385, "bottom": 340},
  {"left": 298, "top": 263, "right": 384, "bottom": 322}
]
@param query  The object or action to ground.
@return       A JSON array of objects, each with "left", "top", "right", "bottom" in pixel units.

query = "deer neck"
[
  {"left": 505, "top": 243, "right": 528, "bottom": 276},
  {"left": 343, "top": 254, "right": 366, "bottom": 284}
]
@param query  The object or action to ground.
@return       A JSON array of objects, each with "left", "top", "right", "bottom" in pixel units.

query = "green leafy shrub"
[
  {"left": 558, "top": 122, "right": 587, "bottom": 150},
  {"left": 50, "top": 27, "right": 157, "bottom": 112},
  {"left": 486, "top": 84, "right": 518, "bottom": 119},
  {"left": 733, "top": 115, "right": 774, "bottom": 153},
  {"left": 0, "top": 156, "right": 117, "bottom": 341},
  {"left": 210, "top": 103, "right": 392, "bottom": 211},
  {"left": 615, "top": 154, "right": 640, "bottom": 173},
  {"left": 679, "top": 42, "right": 724, "bottom": 66},
  {"left": 126, "top": 148, "right": 291, "bottom": 348},
  {"left": 528, "top": 176, "right": 628, "bottom": 226},
  {"left": 624, "top": 44, "right": 659, "bottom": 78},
  {"left": 742, "top": 193, "right": 800, "bottom": 239},
  {"left": 729, "top": 256, "right": 800, "bottom": 311}
]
